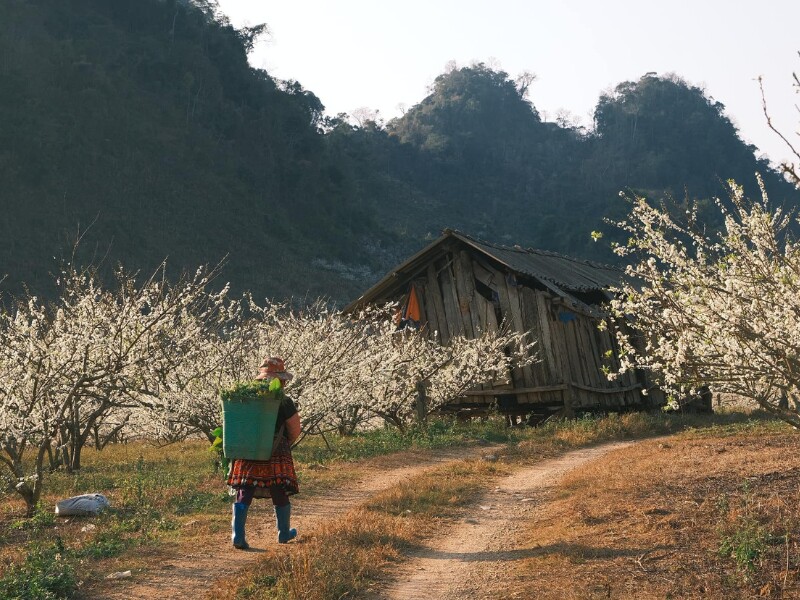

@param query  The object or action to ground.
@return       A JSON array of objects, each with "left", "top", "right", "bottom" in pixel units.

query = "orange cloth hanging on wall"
[
  {"left": 395, "top": 283, "right": 422, "bottom": 329},
  {"left": 405, "top": 283, "right": 421, "bottom": 323}
]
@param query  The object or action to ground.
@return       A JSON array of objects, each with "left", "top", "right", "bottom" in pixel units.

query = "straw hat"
[{"left": 255, "top": 356, "right": 294, "bottom": 381}]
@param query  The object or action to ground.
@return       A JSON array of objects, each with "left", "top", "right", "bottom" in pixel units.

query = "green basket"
[{"left": 221, "top": 381, "right": 282, "bottom": 460}]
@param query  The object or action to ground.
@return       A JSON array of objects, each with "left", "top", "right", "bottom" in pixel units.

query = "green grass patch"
[
  {"left": 0, "top": 538, "right": 77, "bottom": 600},
  {"left": 716, "top": 479, "right": 776, "bottom": 577},
  {"left": 677, "top": 410, "right": 792, "bottom": 439},
  {"left": 76, "top": 529, "right": 128, "bottom": 560},
  {"left": 9, "top": 503, "right": 56, "bottom": 532},
  {"left": 42, "top": 440, "right": 218, "bottom": 500},
  {"left": 173, "top": 490, "right": 229, "bottom": 515},
  {"left": 293, "top": 416, "right": 523, "bottom": 465}
]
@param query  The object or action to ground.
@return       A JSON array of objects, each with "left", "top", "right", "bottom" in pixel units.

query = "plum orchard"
[
  {"left": 607, "top": 175, "right": 800, "bottom": 425},
  {"left": 0, "top": 268, "right": 534, "bottom": 515},
  {"left": 0, "top": 263, "right": 232, "bottom": 515},
  {"left": 152, "top": 299, "right": 535, "bottom": 438}
]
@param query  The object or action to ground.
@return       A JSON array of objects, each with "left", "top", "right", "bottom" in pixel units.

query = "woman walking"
[{"left": 227, "top": 357, "right": 302, "bottom": 549}]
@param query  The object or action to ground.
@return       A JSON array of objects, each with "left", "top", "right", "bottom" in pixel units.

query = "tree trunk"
[
  {"left": 8, "top": 441, "right": 49, "bottom": 517},
  {"left": 757, "top": 397, "right": 800, "bottom": 429},
  {"left": 376, "top": 411, "right": 406, "bottom": 433}
]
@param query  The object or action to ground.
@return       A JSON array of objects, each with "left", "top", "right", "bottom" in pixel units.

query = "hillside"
[
  {"left": 375, "top": 65, "right": 797, "bottom": 259},
  {"left": 0, "top": 0, "right": 381, "bottom": 302},
  {"left": 1, "top": 0, "right": 797, "bottom": 303}
]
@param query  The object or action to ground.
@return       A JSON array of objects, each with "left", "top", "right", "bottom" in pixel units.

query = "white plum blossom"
[
  {"left": 607, "top": 175, "right": 800, "bottom": 426},
  {"left": 0, "top": 267, "right": 536, "bottom": 516},
  {"left": 0, "top": 263, "right": 230, "bottom": 514}
]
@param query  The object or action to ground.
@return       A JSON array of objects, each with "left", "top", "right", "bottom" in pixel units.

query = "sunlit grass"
[
  {"left": 219, "top": 457, "right": 508, "bottom": 600},
  {"left": 292, "top": 416, "right": 519, "bottom": 465},
  {"left": 222, "top": 410, "right": 774, "bottom": 599},
  {"left": 0, "top": 409, "right": 790, "bottom": 599},
  {"left": 507, "top": 419, "right": 800, "bottom": 598},
  {"left": 366, "top": 459, "right": 509, "bottom": 517}
]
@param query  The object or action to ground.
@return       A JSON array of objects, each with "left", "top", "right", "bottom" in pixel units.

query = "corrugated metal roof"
[
  {"left": 450, "top": 230, "right": 624, "bottom": 292},
  {"left": 344, "top": 229, "right": 624, "bottom": 313}
]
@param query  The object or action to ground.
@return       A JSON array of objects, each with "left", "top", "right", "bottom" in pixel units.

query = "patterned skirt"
[{"left": 226, "top": 436, "right": 299, "bottom": 496}]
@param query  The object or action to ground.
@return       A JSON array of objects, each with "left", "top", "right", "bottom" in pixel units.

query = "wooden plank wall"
[
  {"left": 414, "top": 246, "right": 643, "bottom": 412},
  {"left": 425, "top": 263, "right": 449, "bottom": 343},
  {"left": 545, "top": 297, "right": 641, "bottom": 408},
  {"left": 522, "top": 288, "right": 565, "bottom": 406}
]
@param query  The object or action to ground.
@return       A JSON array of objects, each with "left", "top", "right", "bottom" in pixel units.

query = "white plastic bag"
[{"left": 55, "top": 493, "right": 110, "bottom": 516}]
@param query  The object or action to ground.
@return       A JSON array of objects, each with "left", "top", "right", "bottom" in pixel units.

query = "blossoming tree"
[
  {"left": 346, "top": 323, "right": 535, "bottom": 432},
  {"left": 0, "top": 263, "right": 229, "bottom": 514},
  {"left": 249, "top": 300, "right": 386, "bottom": 436},
  {"left": 607, "top": 174, "right": 800, "bottom": 425},
  {"left": 0, "top": 264, "right": 536, "bottom": 515}
]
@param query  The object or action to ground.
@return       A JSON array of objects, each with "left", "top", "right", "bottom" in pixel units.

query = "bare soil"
[
  {"left": 379, "top": 441, "right": 637, "bottom": 600},
  {"left": 85, "top": 428, "right": 800, "bottom": 600},
  {"left": 84, "top": 444, "right": 499, "bottom": 599}
]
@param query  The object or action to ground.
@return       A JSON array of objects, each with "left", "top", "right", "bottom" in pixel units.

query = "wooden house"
[{"left": 345, "top": 230, "right": 660, "bottom": 420}]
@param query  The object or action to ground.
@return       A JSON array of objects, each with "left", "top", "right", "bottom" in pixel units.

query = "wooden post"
[{"left": 563, "top": 384, "right": 575, "bottom": 418}]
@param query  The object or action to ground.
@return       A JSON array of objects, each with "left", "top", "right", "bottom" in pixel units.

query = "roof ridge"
[{"left": 446, "top": 228, "right": 621, "bottom": 272}]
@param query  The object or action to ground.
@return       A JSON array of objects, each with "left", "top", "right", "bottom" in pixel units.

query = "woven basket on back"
[{"left": 221, "top": 381, "right": 281, "bottom": 460}]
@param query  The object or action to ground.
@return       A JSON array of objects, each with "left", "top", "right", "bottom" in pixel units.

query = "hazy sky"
[{"left": 216, "top": 0, "right": 799, "bottom": 167}]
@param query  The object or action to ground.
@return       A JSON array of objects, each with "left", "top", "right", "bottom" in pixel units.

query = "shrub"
[
  {"left": 717, "top": 482, "right": 770, "bottom": 576},
  {"left": 10, "top": 503, "right": 56, "bottom": 532},
  {"left": 0, "top": 538, "right": 77, "bottom": 600}
]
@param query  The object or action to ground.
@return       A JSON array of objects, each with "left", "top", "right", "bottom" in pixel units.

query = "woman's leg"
[
  {"left": 270, "top": 485, "right": 297, "bottom": 543},
  {"left": 236, "top": 485, "right": 256, "bottom": 507},
  {"left": 268, "top": 484, "right": 289, "bottom": 507},
  {"left": 232, "top": 486, "right": 254, "bottom": 549}
]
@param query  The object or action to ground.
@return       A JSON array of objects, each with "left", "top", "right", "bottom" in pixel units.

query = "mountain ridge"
[{"left": 1, "top": 0, "right": 796, "bottom": 304}]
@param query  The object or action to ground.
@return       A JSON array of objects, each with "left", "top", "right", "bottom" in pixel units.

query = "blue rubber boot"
[
  {"left": 275, "top": 503, "right": 297, "bottom": 544},
  {"left": 232, "top": 502, "right": 250, "bottom": 550}
]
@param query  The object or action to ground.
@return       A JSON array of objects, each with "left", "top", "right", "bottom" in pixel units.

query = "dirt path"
[
  {"left": 380, "top": 441, "right": 636, "bottom": 600},
  {"left": 86, "top": 444, "right": 499, "bottom": 600}
]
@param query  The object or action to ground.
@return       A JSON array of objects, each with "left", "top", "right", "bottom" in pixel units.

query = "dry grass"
[
  {"left": 215, "top": 458, "right": 509, "bottom": 600},
  {"left": 0, "top": 437, "right": 383, "bottom": 592},
  {"left": 502, "top": 420, "right": 800, "bottom": 599},
  {"left": 505, "top": 411, "right": 697, "bottom": 462},
  {"left": 2, "top": 411, "right": 781, "bottom": 598},
  {"left": 366, "top": 459, "right": 510, "bottom": 517},
  {"left": 221, "top": 509, "right": 414, "bottom": 599},
  {"left": 211, "top": 412, "right": 703, "bottom": 599},
  {"left": 0, "top": 419, "right": 515, "bottom": 597}
]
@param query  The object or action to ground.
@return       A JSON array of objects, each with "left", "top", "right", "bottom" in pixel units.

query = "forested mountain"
[
  {"left": 0, "top": 0, "right": 378, "bottom": 301},
  {"left": 1, "top": 0, "right": 797, "bottom": 303},
  {"left": 374, "top": 66, "right": 796, "bottom": 256}
]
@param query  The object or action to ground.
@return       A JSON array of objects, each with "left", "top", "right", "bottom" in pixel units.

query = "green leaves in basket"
[
  {"left": 209, "top": 425, "right": 228, "bottom": 473},
  {"left": 269, "top": 378, "right": 282, "bottom": 392},
  {"left": 221, "top": 380, "right": 275, "bottom": 402},
  {"left": 210, "top": 426, "right": 224, "bottom": 452}
]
